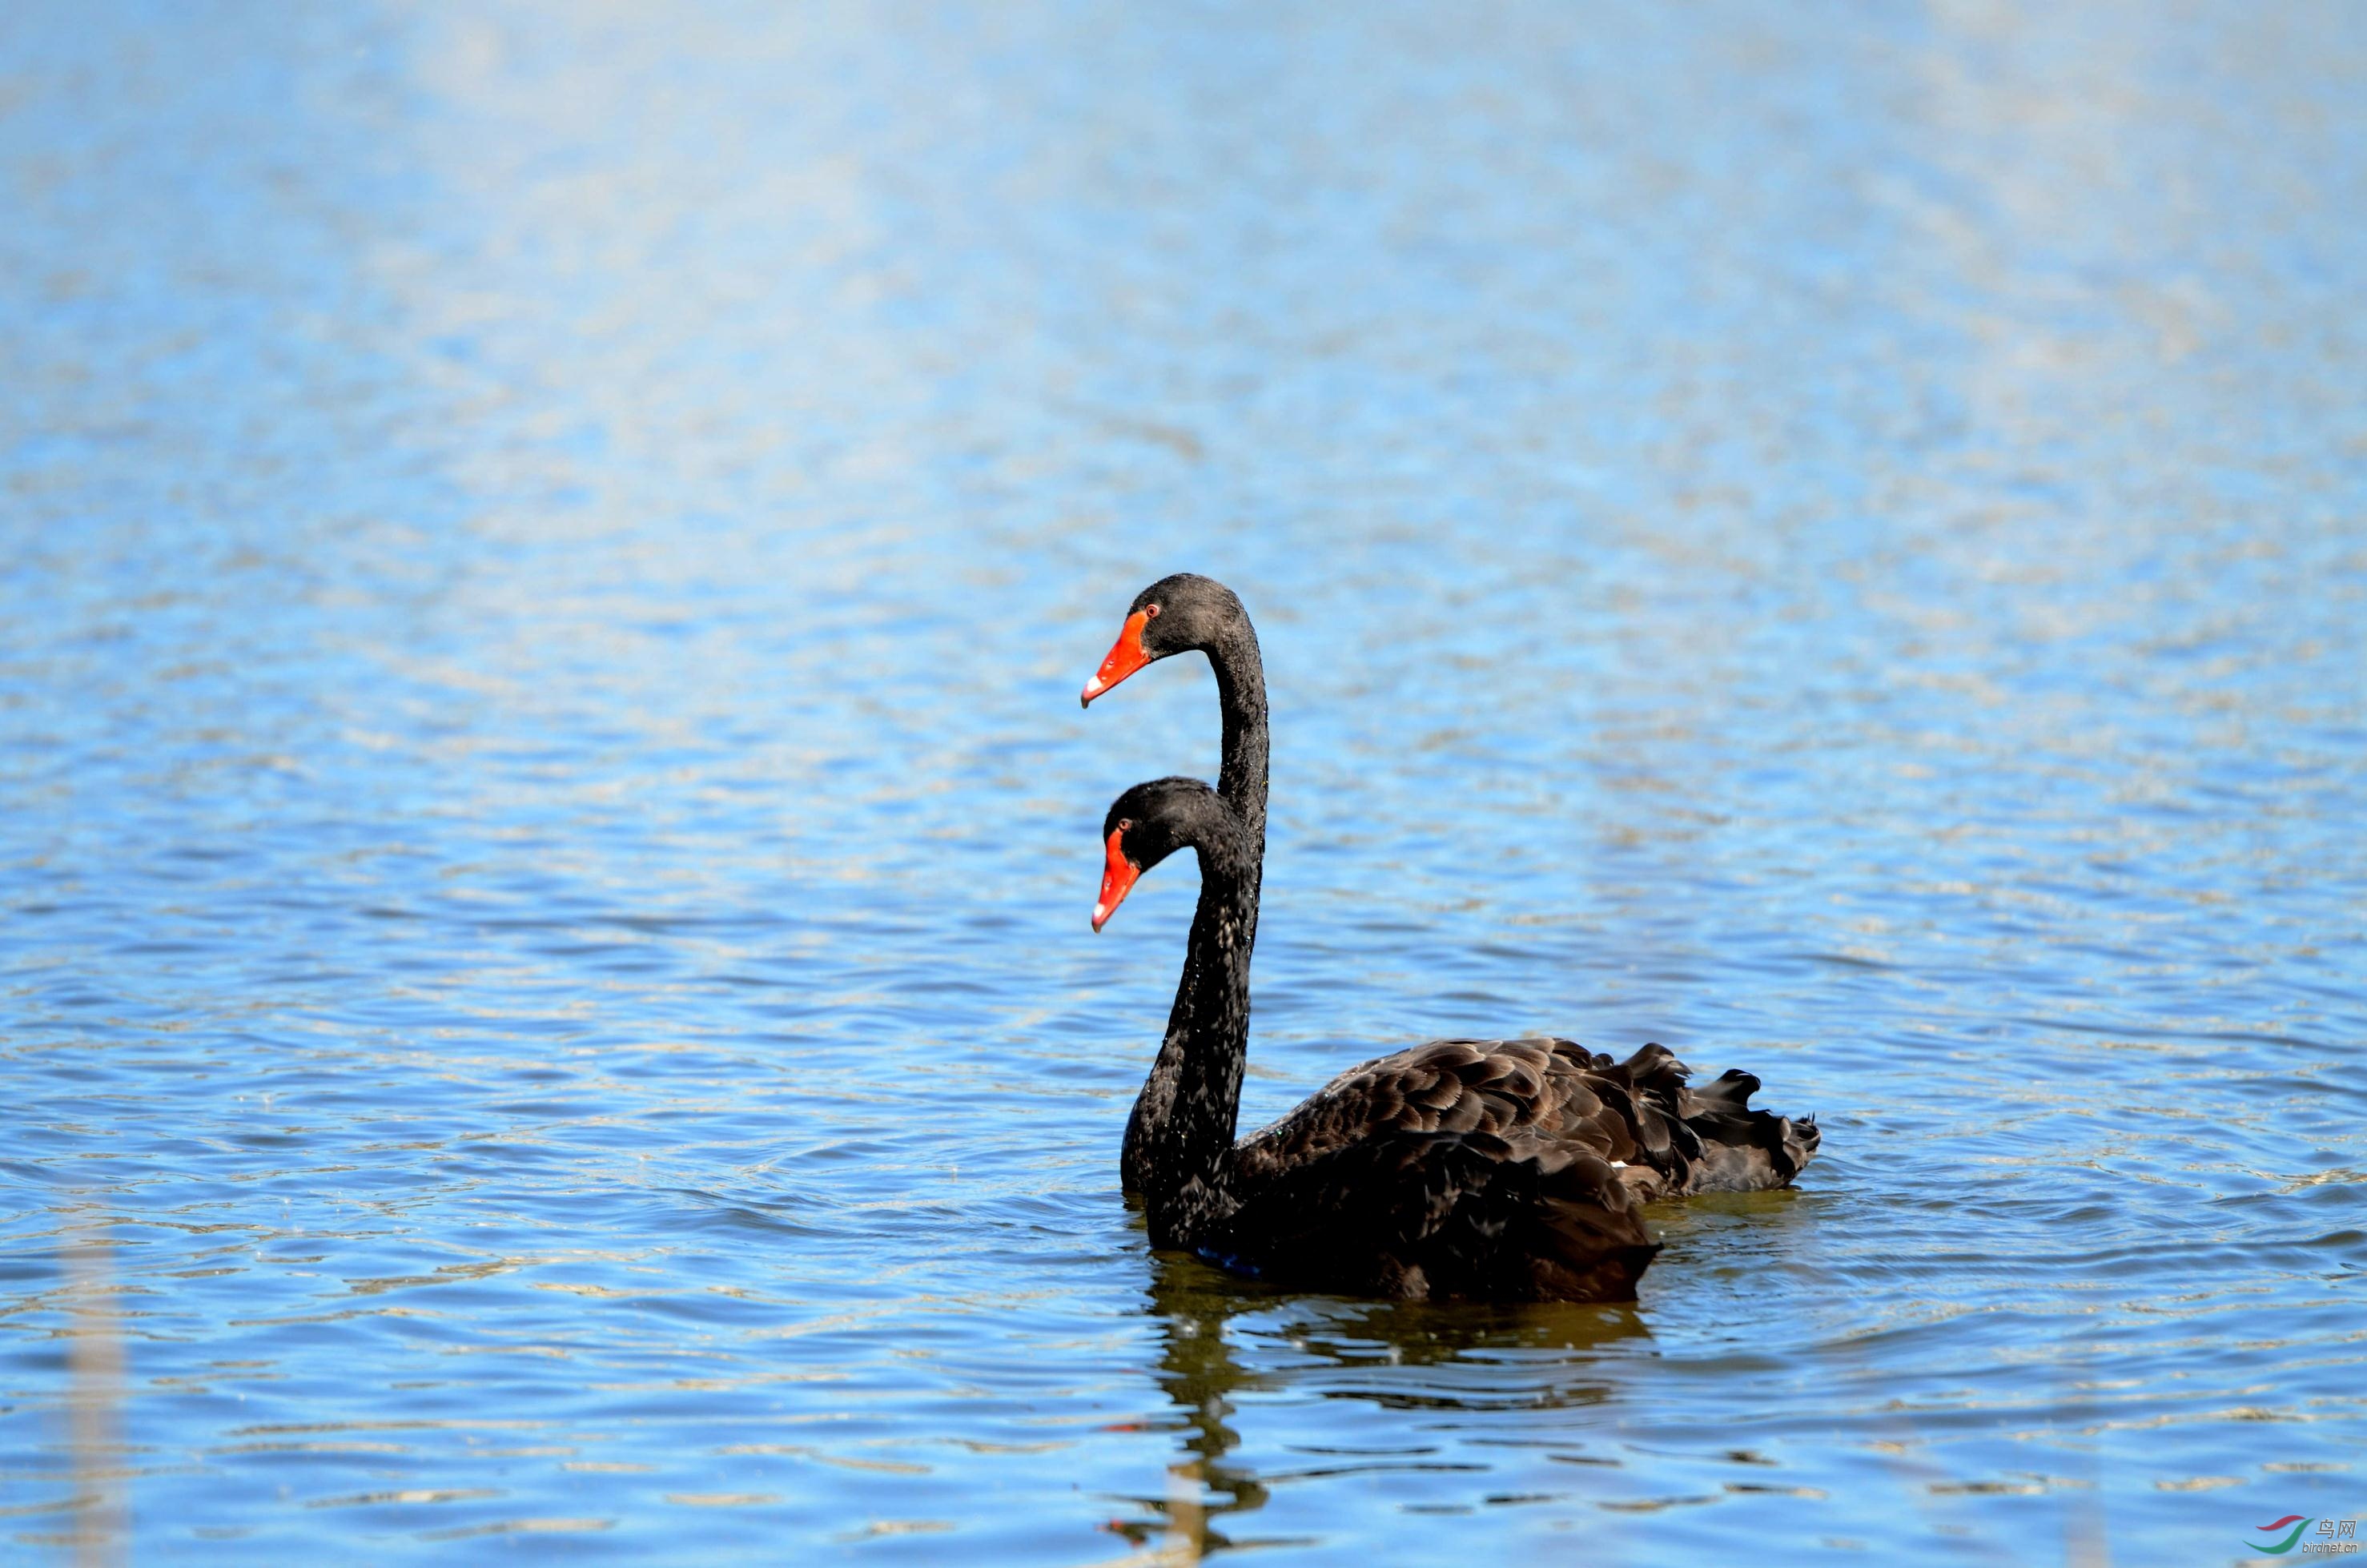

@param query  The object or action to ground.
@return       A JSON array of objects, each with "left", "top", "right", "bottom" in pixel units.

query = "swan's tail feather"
[
  {"left": 1553, "top": 1039, "right": 1818, "bottom": 1196},
  {"left": 1609, "top": 1040, "right": 1693, "bottom": 1106},
  {"left": 1677, "top": 1059, "right": 1818, "bottom": 1192}
]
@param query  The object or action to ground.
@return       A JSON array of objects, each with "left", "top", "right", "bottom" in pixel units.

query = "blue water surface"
[{"left": 3, "top": 2, "right": 2365, "bottom": 1562}]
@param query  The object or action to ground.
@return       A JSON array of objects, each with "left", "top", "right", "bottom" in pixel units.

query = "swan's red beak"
[
  {"left": 1092, "top": 827, "right": 1141, "bottom": 932},
  {"left": 1080, "top": 609, "right": 1153, "bottom": 707}
]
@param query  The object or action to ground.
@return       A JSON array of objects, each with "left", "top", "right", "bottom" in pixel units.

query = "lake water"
[{"left": 4, "top": 2, "right": 2365, "bottom": 1562}]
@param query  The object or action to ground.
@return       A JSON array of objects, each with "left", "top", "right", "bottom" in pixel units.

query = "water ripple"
[{"left": 4, "top": 0, "right": 2365, "bottom": 1562}]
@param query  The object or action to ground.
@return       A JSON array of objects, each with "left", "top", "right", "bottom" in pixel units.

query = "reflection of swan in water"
[
  {"left": 1108, "top": 1256, "right": 1272, "bottom": 1559},
  {"left": 1106, "top": 1253, "right": 1653, "bottom": 1558}
]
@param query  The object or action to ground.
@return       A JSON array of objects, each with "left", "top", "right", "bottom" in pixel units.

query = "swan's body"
[{"left": 1082, "top": 578, "right": 1818, "bottom": 1302}]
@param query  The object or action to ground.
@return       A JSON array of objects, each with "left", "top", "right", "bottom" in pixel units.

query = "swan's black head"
[
  {"left": 1079, "top": 573, "right": 1248, "bottom": 706},
  {"left": 1092, "top": 776, "right": 1229, "bottom": 931}
]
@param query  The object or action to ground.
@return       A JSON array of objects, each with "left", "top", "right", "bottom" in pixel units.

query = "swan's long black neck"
[
  {"left": 1131, "top": 819, "right": 1258, "bottom": 1248},
  {"left": 1121, "top": 616, "right": 1268, "bottom": 1205},
  {"left": 1208, "top": 621, "right": 1269, "bottom": 850}
]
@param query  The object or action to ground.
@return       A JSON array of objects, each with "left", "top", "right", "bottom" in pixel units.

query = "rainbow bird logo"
[{"left": 2247, "top": 1515, "right": 2313, "bottom": 1554}]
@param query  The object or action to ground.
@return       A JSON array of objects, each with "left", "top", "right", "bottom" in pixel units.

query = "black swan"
[{"left": 1079, "top": 577, "right": 1818, "bottom": 1302}]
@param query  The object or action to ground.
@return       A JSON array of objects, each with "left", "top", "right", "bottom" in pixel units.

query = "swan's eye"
[
  {"left": 1119, "top": 818, "right": 1133, "bottom": 831},
  {"left": 1142, "top": 603, "right": 1160, "bottom": 620}
]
